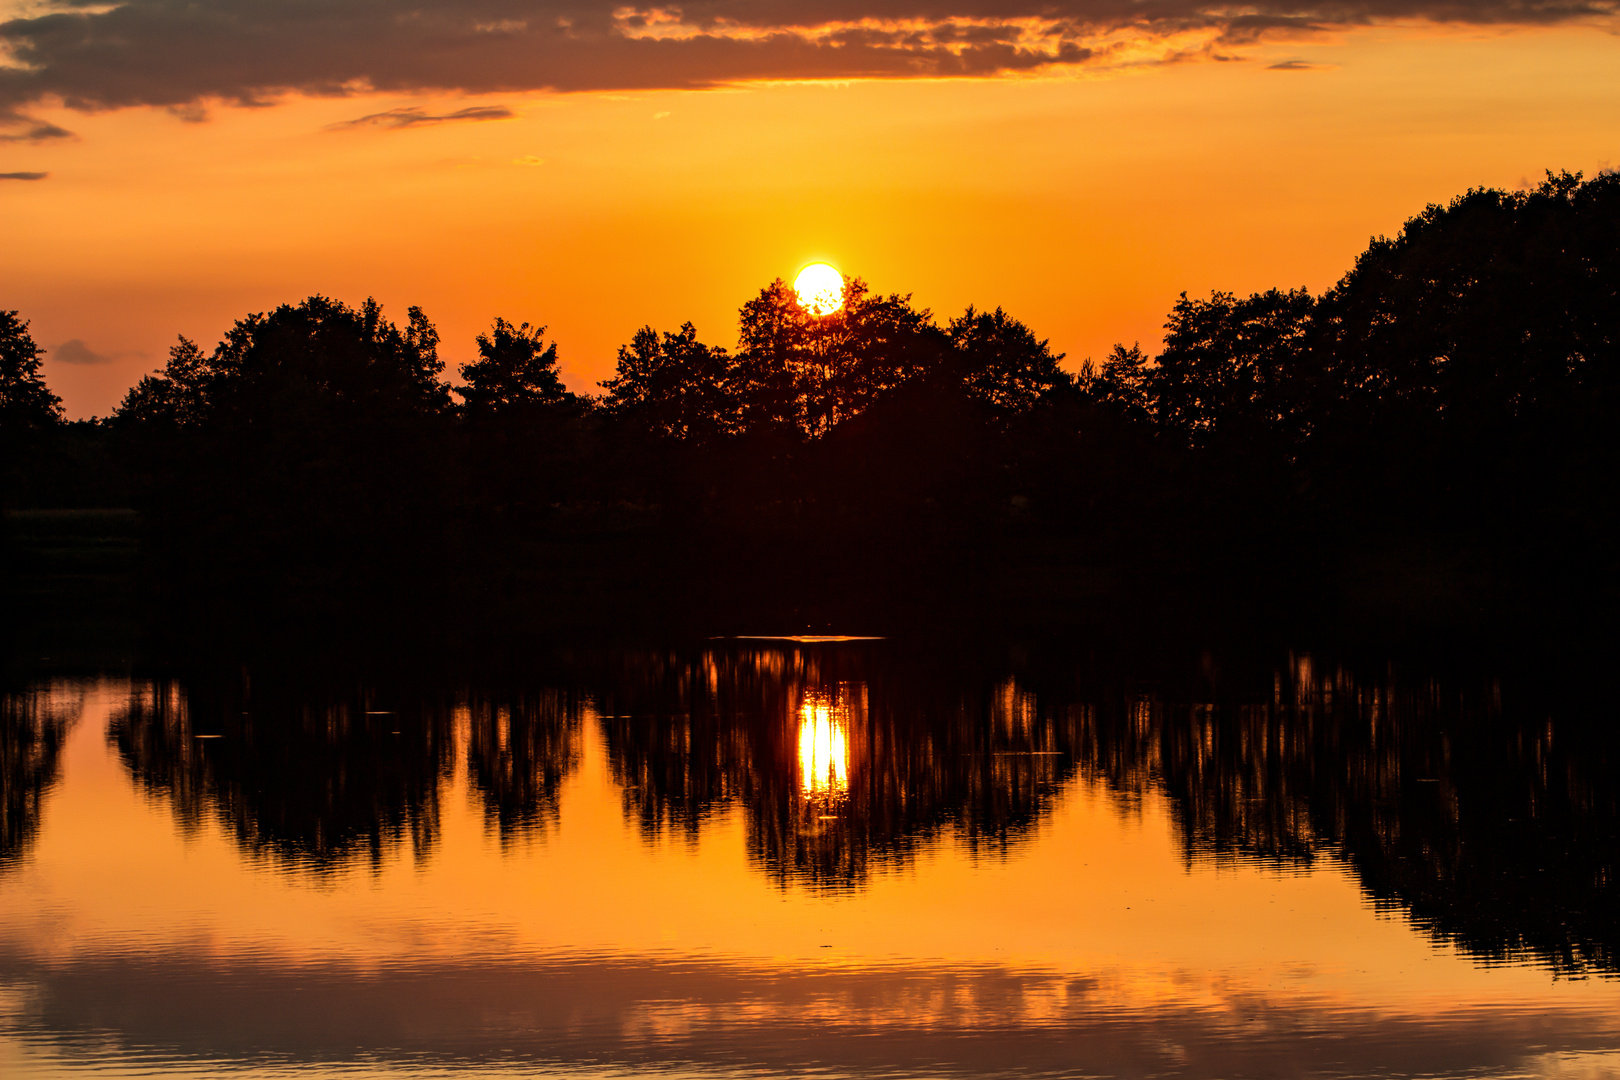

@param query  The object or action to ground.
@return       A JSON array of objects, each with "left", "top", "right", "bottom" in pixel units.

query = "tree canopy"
[
  {"left": 603, "top": 278, "right": 1069, "bottom": 443},
  {"left": 601, "top": 323, "right": 736, "bottom": 442},
  {"left": 459, "top": 318, "right": 571, "bottom": 415},
  {"left": 118, "top": 295, "right": 450, "bottom": 430}
]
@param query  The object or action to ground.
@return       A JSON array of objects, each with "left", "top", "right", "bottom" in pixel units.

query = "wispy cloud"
[
  {"left": 0, "top": 170, "right": 47, "bottom": 180},
  {"left": 326, "top": 105, "right": 516, "bottom": 132},
  {"left": 1267, "top": 59, "right": 1327, "bottom": 70}
]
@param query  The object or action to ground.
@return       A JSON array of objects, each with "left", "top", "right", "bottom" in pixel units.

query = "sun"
[{"left": 793, "top": 263, "right": 845, "bottom": 317}]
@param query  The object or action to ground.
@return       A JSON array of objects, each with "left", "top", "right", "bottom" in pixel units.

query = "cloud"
[
  {"left": 51, "top": 338, "right": 114, "bottom": 364},
  {"left": 5, "top": 944, "right": 1620, "bottom": 1078},
  {"left": 1267, "top": 59, "right": 1325, "bottom": 69},
  {"left": 0, "top": 108, "right": 74, "bottom": 142},
  {"left": 0, "top": 0, "right": 1613, "bottom": 117},
  {"left": 0, "top": 170, "right": 47, "bottom": 180},
  {"left": 326, "top": 105, "right": 517, "bottom": 131}
]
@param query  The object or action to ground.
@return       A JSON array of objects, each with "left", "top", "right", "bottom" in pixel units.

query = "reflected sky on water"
[{"left": 2, "top": 642, "right": 1618, "bottom": 1078}]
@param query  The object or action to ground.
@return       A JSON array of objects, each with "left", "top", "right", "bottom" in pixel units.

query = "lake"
[{"left": 2, "top": 638, "right": 1617, "bottom": 1078}]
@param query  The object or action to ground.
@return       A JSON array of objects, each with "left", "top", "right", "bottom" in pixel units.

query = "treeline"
[{"left": 4, "top": 170, "right": 1618, "bottom": 636}]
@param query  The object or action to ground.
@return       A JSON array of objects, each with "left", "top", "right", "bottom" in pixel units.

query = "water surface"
[{"left": 2, "top": 642, "right": 1617, "bottom": 1078}]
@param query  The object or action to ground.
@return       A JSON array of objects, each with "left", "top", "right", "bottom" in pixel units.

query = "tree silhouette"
[
  {"left": 946, "top": 305, "right": 1069, "bottom": 421},
  {"left": 458, "top": 318, "right": 571, "bottom": 414},
  {"left": 116, "top": 336, "right": 213, "bottom": 429},
  {"left": 0, "top": 310, "right": 61, "bottom": 432},
  {"left": 1, "top": 310, "right": 64, "bottom": 511},
  {"left": 454, "top": 316, "right": 592, "bottom": 550},
  {"left": 732, "top": 277, "right": 945, "bottom": 438},
  {"left": 1077, "top": 343, "right": 1152, "bottom": 423},
  {"left": 1299, "top": 171, "right": 1620, "bottom": 532},
  {"left": 1146, "top": 288, "right": 1314, "bottom": 448},
  {"left": 112, "top": 296, "right": 455, "bottom": 615},
  {"left": 601, "top": 322, "right": 735, "bottom": 442},
  {"left": 33, "top": 167, "right": 1615, "bottom": 635},
  {"left": 118, "top": 295, "right": 449, "bottom": 427}
]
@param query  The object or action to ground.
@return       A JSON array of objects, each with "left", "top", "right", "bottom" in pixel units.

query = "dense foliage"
[{"left": 6, "top": 170, "right": 1618, "bottom": 633}]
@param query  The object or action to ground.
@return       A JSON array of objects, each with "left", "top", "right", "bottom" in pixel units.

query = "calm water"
[{"left": 2, "top": 641, "right": 1618, "bottom": 1079}]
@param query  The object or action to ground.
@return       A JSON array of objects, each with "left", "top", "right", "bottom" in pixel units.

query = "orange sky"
[{"left": 3, "top": 19, "right": 1619, "bottom": 417}]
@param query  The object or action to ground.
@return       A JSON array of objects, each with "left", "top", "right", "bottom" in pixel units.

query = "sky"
[{"left": 2, "top": 0, "right": 1618, "bottom": 418}]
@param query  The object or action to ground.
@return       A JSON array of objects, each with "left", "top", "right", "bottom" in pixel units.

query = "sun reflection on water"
[{"left": 797, "top": 690, "right": 849, "bottom": 797}]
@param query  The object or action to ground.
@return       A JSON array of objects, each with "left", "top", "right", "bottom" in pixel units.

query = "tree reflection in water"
[
  {"left": 0, "top": 683, "right": 78, "bottom": 872},
  {"left": 80, "top": 642, "right": 1620, "bottom": 974},
  {"left": 1070, "top": 652, "right": 1620, "bottom": 977},
  {"left": 600, "top": 646, "right": 1078, "bottom": 891},
  {"left": 465, "top": 689, "right": 581, "bottom": 846},
  {"left": 107, "top": 677, "right": 586, "bottom": 873},
  {"left": 109, "top": 679, "right": 456, "bottom": 874}
]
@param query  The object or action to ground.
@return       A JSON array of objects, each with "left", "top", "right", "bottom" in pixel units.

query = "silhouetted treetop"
[
  {"left": 1310, "top": 169, "right": 1620, "bottom": 436},
  {"left": 1077, "top": 343, "right": 1152, "bottom": 424},
  {"left": 601, "top": 323, "right": 735, "bottom": 442},
  {"left": 732, "top": 277, "right": 953, "bottom": 437},
  {"left": 1, "top": 310, "right": 61, "bottom": 432},
  {"left": 605, "top": 278, "right": 1071, "bottom": 445},
  {"left": 116, "top": 296, "right": 450, "bottom": 430},
  {"left": 1069, "top": 170, "right": 1620, "bottom": 468},
  {"left": 1148, "top": 288, "right": 1315, "bottom": 448},
  {"left": 946, "top": 306, "right": 1070, "bottom": 420},
  {"left": 459, "top": 318, "right": 572, "bottom": 414},
  {"left": 116, "top": 337, "right": 214, "bottom": 430}
]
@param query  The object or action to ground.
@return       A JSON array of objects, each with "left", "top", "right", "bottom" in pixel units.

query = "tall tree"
[
  {"left": 1307, "top": 171, "right": 1620, "bottom": 442},
  {"left": 1, "top": 311, "right": 63, "bottom": 511},
  {"left": 0, "top": 311, "right": 61, "bottom": 431},
  {"left": 1298, "top": 170, "right": 1620, "bottom": 538}
]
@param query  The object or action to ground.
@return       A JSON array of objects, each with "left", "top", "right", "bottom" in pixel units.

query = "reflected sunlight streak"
[{"left": 797, "top": 691, "right": 849, "bottom": 797}]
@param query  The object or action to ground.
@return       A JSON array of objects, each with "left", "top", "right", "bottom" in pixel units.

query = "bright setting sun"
[{"left": 793, "top": 263, "right": 845, "bottom": 317}]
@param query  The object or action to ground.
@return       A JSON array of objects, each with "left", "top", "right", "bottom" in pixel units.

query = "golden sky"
[{"left": 2, "top": 2, "right": 1619, "bottom": 417}]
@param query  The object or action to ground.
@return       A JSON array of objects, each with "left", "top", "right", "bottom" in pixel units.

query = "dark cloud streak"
[
  {"left": 50, "top": 339, "right": 114, "bottom": 364},
  {"left": 4, "top": 944, "right": 1619, "bottom": 1077},
  {"left": 0, "top": 0, "right": 1613, "bottom": 116},
  {"left": 326, "top": 105, "right": 517, "bottom": 130},
  {"left": 0, "top": 109, "right": 75, "bottom": 142},
  {"left": 0, "top": 170, "right": 48, "bottom": 180}
]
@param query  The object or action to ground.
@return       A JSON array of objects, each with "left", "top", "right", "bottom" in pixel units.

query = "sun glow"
[
  {"left": 797, "top": 691, "right": 849, "bottom": 797},
  {"left": 793, "top": 263, "right": 845, "bottom": 317}
]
